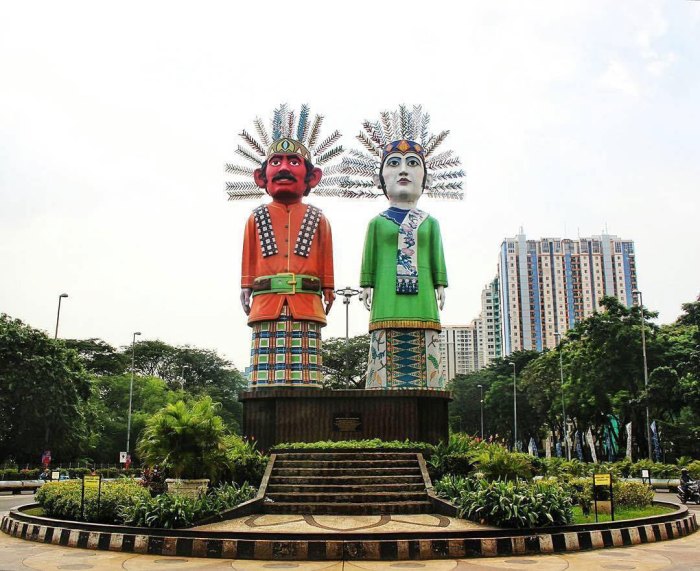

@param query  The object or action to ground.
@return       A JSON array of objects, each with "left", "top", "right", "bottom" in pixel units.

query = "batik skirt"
[
  {"left": 365, "top": 328, "right": 444, "bottom": 389},
  {"left": 248, "top": 305, "right": 323, "bottom": 388}
]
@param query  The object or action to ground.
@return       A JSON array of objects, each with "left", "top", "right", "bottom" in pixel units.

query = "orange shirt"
[{"left": 241, "top": 201, "right": 334, "bottom": 325}]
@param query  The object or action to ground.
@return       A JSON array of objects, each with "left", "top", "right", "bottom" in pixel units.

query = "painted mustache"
[{"left": 272, "top": 170, "right": 297, "bottom": 182}]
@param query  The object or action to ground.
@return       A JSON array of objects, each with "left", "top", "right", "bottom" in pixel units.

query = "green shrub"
[
  {"left": 434, "top": 474, "right": 477, "bottom": 501},
  {"left": 614, "top": 481, "right": 654, "bottom": 507},
  {"left": 631, "top": 460, "right": 677, "bottom": 478},
  {"left": 436, "top": 475, "right": 573, "bottom": 528},
  {"left": 565, "top": 477, "right": 653, "bottom": 509},
  {"left": 470, "top": 448, "right": 533, "bottom": 481},
  {"left": 687, "top": 460, "right": 700, "bottom": 480},
  {"left": 119, "top": 482, "right": 257, "bottom": 528},
  {"left": 36, "top": 479, "right": 150, "bottom": 523},
  {"left": 137, "top": 397, "right": 228, "bottom": 481},
  {"left": 272, "top": 439, "right": 432, "bottom": 450}
]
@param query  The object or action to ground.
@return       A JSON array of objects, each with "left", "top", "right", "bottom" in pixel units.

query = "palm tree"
[{"left": 137, "top": 397, "right": 227, "bottom": 481}]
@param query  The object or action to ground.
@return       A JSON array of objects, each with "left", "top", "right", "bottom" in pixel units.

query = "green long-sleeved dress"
[{"left": 360, "top": 212, "right": 447, "bottom": 332}]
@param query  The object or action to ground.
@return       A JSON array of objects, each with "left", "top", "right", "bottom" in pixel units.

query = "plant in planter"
[{"left": 136, "top": 397, "right": 227, "bottom": 498}]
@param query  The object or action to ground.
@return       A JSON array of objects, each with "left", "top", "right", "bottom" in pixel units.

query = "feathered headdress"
[
  {"left": 337, "top": 104, "right": 465, "bottom": 200},
  {"left": 225, "top": 104, "right": 345, "bottom": 201}
]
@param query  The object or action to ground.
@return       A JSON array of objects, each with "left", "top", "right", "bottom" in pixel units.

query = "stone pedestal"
[{"left": 239, "top": 388, "right": 451, "bottom": 451}]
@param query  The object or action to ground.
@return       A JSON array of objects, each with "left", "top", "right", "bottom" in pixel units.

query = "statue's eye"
[
  {"left": 407, "top": 158, "right": 421, "bottom": 167},
  {"left": 289, "top": 158, "right": 301, "bottom": 166},
  {"left": 270, "top": 159, "right": 281, "bottom": 166},
  {"left": 387, "top": 158, "right": 401, "bottom": 167}
]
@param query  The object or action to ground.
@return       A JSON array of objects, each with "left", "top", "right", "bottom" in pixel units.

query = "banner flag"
[
  {"left": 625, "top": 422, "right": 633, "bottom": 460},
  {"left": 586, "top": 428, "right": 598, "bottom": 463},
  {"left": 651, "top": 421, "right": 662, "bottom": 462},
  {"left": 575, "top": 431, "right": 584, "bottom": 461}
]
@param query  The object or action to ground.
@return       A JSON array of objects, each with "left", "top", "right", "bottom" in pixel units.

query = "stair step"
[
  {"left": 263, "top": 501, "right": 433, "bottom": 515},
  {"left": 267, "top": 491, "right": 428, "bottom": 503},
  {"left": 269, "top": 475, "right": 424, "bottom": 485},
  {"left": 273, "top": 467, "right": 421, "bottom": 477},
  {"left": 274, "top": 459, "right": 418, "bottom": 468},
  {"left": 275, "top": 452, "right": 418, "bottom": 461},
  {"left": 266, "top": 483, "right": 426, "bottom": 493}
]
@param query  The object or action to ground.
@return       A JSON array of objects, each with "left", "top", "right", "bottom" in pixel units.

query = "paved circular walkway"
[
  {"left": 2, "top": 490, "right": 698, "bottom": 569},
  {"left": 1, "top": 528, "right": 699, "bottom": 570},
  {"left": 194, "top": 514, "right": 489, "bottom": 534}
]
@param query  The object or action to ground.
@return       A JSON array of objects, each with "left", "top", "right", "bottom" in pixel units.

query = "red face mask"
[{"left": 254, "top": 153, "right": 321, "bottom": 204}]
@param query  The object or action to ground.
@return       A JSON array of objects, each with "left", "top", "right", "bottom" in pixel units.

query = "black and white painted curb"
[{"left": 2, "top": 506, "right": 696, "bottom": 560}]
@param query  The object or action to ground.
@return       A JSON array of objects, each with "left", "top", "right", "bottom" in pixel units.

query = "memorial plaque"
[{"left": 333, "top": 413, "right": 362, "bottom": 433}]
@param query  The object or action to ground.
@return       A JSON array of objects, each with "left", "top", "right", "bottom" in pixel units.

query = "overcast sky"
[{"left": 2, "top": 1, "right": 698, "bottom": 371}]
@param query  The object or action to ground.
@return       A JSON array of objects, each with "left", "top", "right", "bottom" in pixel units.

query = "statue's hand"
[
  {"left": 359, "top": 287, "right": 372, "bottom": 311},
  {"left": 436, "top": 285, "right": 446, "bottom": 310},
  {"left": 240, "top": 288, "right": 252, "bottom": 315},
  {"left": 323, "top": 288, "right": 335, "bottom": 315}
]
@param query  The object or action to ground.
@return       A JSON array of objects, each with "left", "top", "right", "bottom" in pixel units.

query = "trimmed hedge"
[
  {"left": 35, "top": 479, "right": 150, "bottom": 523},
  {"left": 35, "top": 478, "right": 257, "bottom": 528},
  {"left": 273, "top": 439, "right": 432, "bottom": 450},
  {"left": 566, "top": 477, "right": 654, "bottom": 508}
]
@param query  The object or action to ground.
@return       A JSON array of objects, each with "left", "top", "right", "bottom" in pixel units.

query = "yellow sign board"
[
  {"left": 83, "top": 475, "right": 101, "bottom": 491},
  {"left": 594, "top": 473, "right": 611, "bottom": 486}
]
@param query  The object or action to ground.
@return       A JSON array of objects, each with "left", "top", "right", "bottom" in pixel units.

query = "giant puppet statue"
[
  {"left": 226, "top": 105, "right": 345, "bottom": 388},
  {"left": 339, "top": 106, "right": 464, "bottom": 389}
]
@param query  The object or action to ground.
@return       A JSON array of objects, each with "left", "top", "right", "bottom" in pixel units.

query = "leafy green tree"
[
  {"left": 0, "top": 314, "right": 90, "bottom": 463},
  {"left": 130, "top": 340, "right": 179, "bottom": 379},
  {"left": 448, "top": 352, "right": 540, "bottom": 449},
  {"left": 321, "top": 335, "right": 370, "bottom": 389},
  {"left": 62, "top": 338, "right": 129, "bottom": 375},
  {"left": 83, "top": 374, "right": 175, "bottom": 463}
]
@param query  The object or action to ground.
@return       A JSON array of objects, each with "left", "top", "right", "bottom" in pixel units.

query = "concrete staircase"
[{"left": 262, "top": 451, "right": 432, "bottom": 515}]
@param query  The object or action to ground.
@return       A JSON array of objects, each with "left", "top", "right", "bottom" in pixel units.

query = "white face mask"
[{"left": 376, "top": 152, "right": 427, "bottom": 209}]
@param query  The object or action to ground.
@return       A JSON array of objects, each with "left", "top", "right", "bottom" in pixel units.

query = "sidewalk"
[{"left": 1, "top": 528, "right": 699, "bottom": 570}]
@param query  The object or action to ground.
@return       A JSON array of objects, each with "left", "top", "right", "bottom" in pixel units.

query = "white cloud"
[{"left": 596, "top": 59, "right": 641, "bottom": 96}]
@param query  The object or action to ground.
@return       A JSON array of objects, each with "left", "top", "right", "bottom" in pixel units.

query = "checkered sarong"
[{"left": 249, "top": 305, "right": 322, "bottom": 388}]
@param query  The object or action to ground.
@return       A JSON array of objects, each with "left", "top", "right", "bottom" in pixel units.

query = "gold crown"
[{"left": 267, "top": 138, "right": 311, "bottom": 161}]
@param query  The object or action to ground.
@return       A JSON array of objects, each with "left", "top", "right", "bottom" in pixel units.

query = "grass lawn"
[
  {"left": 572, "top": 504, "right": 675, "bottom": 524},
  {"left": 22, "top": 506, "right": 45, "bottom": 516}
]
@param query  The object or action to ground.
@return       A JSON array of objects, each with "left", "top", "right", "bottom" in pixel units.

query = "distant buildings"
[
  {"left": 499, "top": 230, "right": 637, "bottom": 354},
  {"left": 439, "top": 277, "right": 502, "bottom": 381},
  {"left": 439, "top": 230, "right": 638, "bottom": 380}
]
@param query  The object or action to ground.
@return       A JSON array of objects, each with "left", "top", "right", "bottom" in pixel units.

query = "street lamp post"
[
  {"left": 334, "top": 287, "right": 361, "bottom": 387},
  {"left": 510, "top": 361, "right": 517, "bottom": 451},
  {"left": 179, "top": 364, "right": 190, "bottom": 391},
  {"left": 54, "top": 293, "right": 69, "bottom": 339},
  {"left": 633, "top": 290, "right": 653, "bottom": 461},
  {"left": 126, "top": 331, "right": 142, "bottom": 456},
  {"left": 477, "top": 384, "right": 484, "bottom": 440},
  {"left": 554, "top": 331, "right": 570, "bottom": 460}
]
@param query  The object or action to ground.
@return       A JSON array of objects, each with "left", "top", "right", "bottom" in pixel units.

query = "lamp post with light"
[
  {"left": 509, "top": 361, "right": 517, "bottom": 451},
  {"left": 553, "top": 331, "right": 570, "bottom": 460},
  {"left": 126, "top": 331, "right": 142, "bottom": 456},
  {"left": 633, "top": 290, "right": 653, "bottom": 461},
  {"left": 334, "top": 286, "right": 361, "bottom": 387},
  {"left": 477, "top": 384, "right": 484, "bottom": 440},
  {"left": 54, "top": 293, "right": 69, "bottom": 339}
]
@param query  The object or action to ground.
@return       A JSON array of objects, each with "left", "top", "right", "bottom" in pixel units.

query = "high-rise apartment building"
[
  {"left": 499, "top": 230, "right": 637, "bottom": 355},
  {"left": 440, "top": 279, "right": 503, "bottom": 381}
]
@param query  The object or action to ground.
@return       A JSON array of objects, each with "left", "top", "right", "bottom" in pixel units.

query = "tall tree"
[
  {"left": 321, "top": 335, "right": 370, "bottom": 389},
  {"left": 63, "top": 338, "right": 129, "bottom": 375},
  {"left": 0, "top": 314, "right": 90, "bottom": 463}
]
